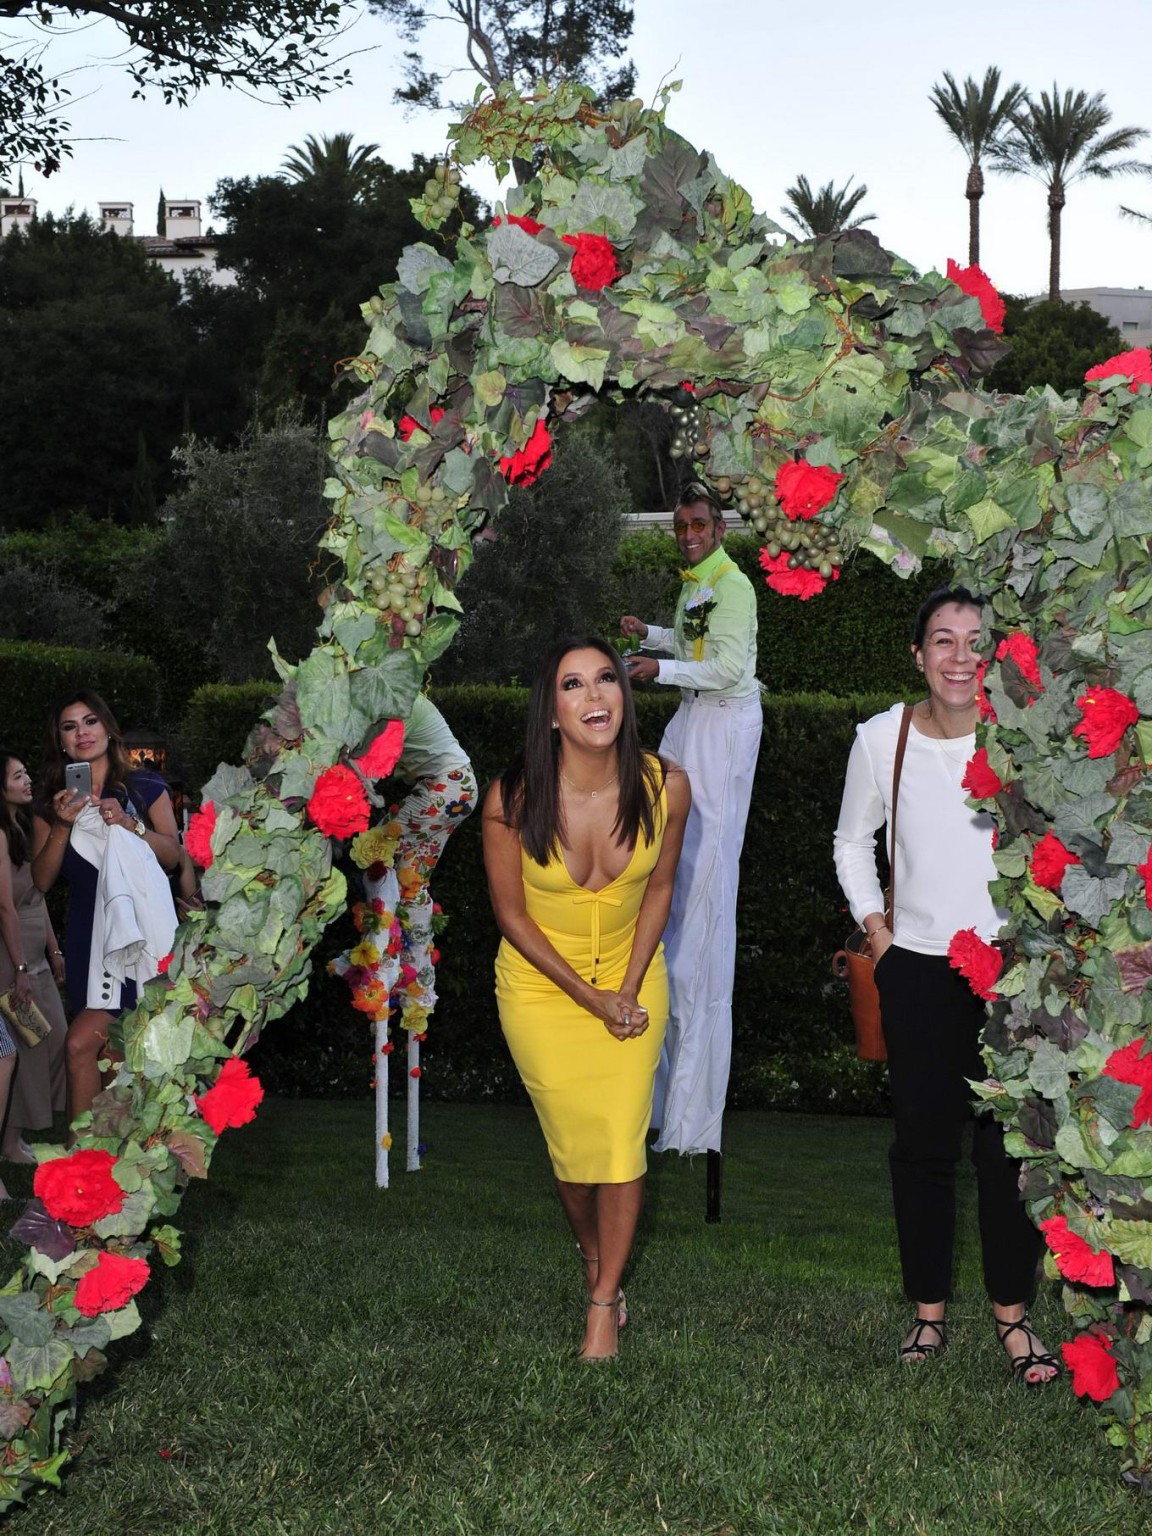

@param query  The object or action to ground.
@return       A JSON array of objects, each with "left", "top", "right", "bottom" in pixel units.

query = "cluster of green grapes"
[
  {"left": 714, "top": 472, "right": 844, "bottom": 579},
  {"left": 366, "top": 553, "right": 431, "bottom": 644},
  {"left": 422, "top": 161, "right": 461, "bottom": 221},
  {"left": 669, "top": 398, "right": 708, "bottom": 459}
]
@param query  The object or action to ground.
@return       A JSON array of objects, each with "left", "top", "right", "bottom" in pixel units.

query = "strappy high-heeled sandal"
[
  {"left": 994, "top": 1311, "right": 1059, "bottom": 1387},
  {"left": 577, "top": 1245, "right": 627, "bottom": 1328},
  {"left": 899, "top": 1315, "right": 947, "bottom": 1363}
]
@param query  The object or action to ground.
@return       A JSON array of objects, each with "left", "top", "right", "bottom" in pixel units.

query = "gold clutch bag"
[{"left": 0, "top": 990, "right": 51, "bottom": 1049}]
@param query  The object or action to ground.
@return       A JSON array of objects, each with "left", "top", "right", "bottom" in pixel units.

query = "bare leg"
[
  {"left": 557, "top": 1176, "right": 644, "bottom": 1359},
  {"left": 0, "top": 1055, "right": 16, "bottom": 1195},
  {"left": 66, "top": 1009, "right": 116, "bottom": 1128},
  {"left": 555, "top": 1179, "right": 599, "bottom": 1293}
]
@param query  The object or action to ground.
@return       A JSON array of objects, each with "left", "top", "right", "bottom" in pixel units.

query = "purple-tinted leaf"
[
  {"left": 166, "top": 1131, "right": 208, "bottom": 1181},
  {"left": 1116, "top": 945, "right": 1152, "bottom": 995},
  {"left": 0, "top": 1398, "right": 33, "bottom": 1441},
  {"left": 9, "top": 1200, "right": 75, "bottom": 1261}
]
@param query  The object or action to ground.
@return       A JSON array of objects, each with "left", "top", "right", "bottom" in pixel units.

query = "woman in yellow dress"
[{"left": 483, "top": 637, "right": 689, "bottom": 1361}]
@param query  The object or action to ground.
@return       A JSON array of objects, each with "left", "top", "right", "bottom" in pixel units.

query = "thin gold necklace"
[{"left": 559, "top": 769, "right": 619, "bottom": 799}]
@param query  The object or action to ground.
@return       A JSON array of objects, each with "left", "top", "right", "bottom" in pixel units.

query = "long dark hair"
[
  {"left": 41, "top": 688, "right": 134, "bottom": 804},
  {"left": 499, "top": 636, "right": 665, "bottom": 866},
  {"left": 0, "top": 748, "right": 30, "bottom": 867}
]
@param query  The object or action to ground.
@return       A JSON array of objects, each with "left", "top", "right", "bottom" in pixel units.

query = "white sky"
[{"left": 8, "top": 0, "right": 1152, "bottom": 298}]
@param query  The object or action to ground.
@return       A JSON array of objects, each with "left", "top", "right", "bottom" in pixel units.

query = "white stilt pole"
[
  {"left": 374, "top": 1017, "right": 390, "bottom": 1188},
  {"left": 407, "top": 1033, "right": 421, "bottom": 1171}
]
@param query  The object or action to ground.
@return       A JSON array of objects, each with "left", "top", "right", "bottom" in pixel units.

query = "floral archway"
[{"left": 2, "top": 82, "right": 1152, "bottom": 1504}]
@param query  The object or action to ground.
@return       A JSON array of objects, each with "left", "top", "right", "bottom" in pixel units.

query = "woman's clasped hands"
[{"left": 587, "top": 988, "right": 650, "bottom": 1040}]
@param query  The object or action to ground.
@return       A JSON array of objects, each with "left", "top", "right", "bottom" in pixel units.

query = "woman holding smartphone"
[{"left": 31, "top": 690, "right": 180, "bottom": 1124}]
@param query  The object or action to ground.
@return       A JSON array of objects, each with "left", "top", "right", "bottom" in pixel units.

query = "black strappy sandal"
[
  {"left": 995, "top": 1312, "right": 1059, "bottom": 1387},
  {"left": 899, "top": 1316, "right": 947, "bottom": 1363}
]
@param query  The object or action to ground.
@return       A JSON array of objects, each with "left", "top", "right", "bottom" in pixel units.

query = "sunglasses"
[{"left": 675, "top": 516, "right": 715, "bottom": 534}]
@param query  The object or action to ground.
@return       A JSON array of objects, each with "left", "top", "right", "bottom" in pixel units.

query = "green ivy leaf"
[{"left": 7, "top": 1338, "right": 72, "bottom": 1396}]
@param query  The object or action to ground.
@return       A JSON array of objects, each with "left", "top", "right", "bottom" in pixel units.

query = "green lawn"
[{"left": 1, "top": 1102, "right": 1146, "bottom": 1535}]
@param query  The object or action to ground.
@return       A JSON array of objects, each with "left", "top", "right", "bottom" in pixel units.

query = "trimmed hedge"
[
  {"left": 0, "top": 640, "right": 161, "bottom": 764},
  {"left": 178, "top": 681, "right": 279, "bottom": 790},
  {"left": 230, "top": 684, "right": 909, "bottom": 1114}
]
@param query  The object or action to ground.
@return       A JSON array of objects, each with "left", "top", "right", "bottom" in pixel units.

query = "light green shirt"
[
  {"left": 641, "top": 545, "right": 758, "bottom": 699},
  {"left": 398, "top": 695, "right": 470, "bottom": 781}
]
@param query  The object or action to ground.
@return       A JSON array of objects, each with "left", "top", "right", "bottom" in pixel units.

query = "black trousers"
[{"left": 875, "top": 945, "right": 1042, "bottom": 1305}]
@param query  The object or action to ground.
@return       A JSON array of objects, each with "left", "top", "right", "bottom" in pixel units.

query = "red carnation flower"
[
  {"left": 1030, "top": 831, "right": 1081, "bottom": 893},
  {"left": 156, "top": 952, "right": 173, "bottom": 976},
  {"left": 499, "top": 418, "right": 553, "bottom": 487},
  {"left": 1137, "top": 844, "right": 1152, "bottom": 910},
  {"left": 398, "top": 406, "right": 446, "bottom": 442},
  {"left": 410, "top": 1066, "right": 422, "bottom": 1079},
  {"left": 1073, "top": 687, "right": 1140, "bottom": 759},
  {"left": 308, "top": 764, "right": 371, "bottom": 840},
  {"left": 74, "top": 1251, "right": 150, "bottom": 1318},
  {"left": 1039, "top": 1215, "right": 1115, "bottom": 1287},
  {"left": 1085, "top": 347, "right": 1152, "bottom": 393},
  {"left": 679, "top": 380, "right": 697, "bottom": 394},
  {"left": 961, "top": 747, "right": 1003, "bottom": 800},
  {"left": 561, "top": 231, "right": 619, "bottom": 290},
  {"left": 974, "top": 660, "right": 996, "bottom": 723},
  {"left": 355, "top": 720, "right": 405, "bottom": 780},
  {"left": 34, "top": 1148, "right": 125, "bottom": 1228},
  {"left": 774, "top": 459, "right": 844, "bottom": 521},
  {"left": 758, "top": 547, "right": 839, "bottom": 601},
  {"left": 996, "top": 632, "right": 1042, "bottom": 692},
  {"left": 185, "top": 802, "right": 217, "bottom": 870},
  {"left": 947, "top": 927, "right": 1002, "bottom": 1002},
  {"left": 1103, "top": 1038, "right": 1152, "bottom": 1128},
  {"left": 492, "top": 213, "right": 545, "bottom": 236},
  {"left": 1062, "top": 1332, "right": 1120, "bottom": 1401},
  {"left": 946, "top": 258, "right": 1006, "bottom": 334},
  {"left": 195, "top": 1058, "right": 265, "bottom": 1135}
]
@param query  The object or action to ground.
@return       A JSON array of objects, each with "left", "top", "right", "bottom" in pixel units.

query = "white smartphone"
[{"left": 64, "top": 762, "right": 92, "bottom": 801}]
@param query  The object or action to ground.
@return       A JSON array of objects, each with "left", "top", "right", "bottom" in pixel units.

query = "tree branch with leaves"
[
  {"left": 0, "top": 1, "right": 358, "bottom": 176},
  {"left": 368, "top": 0, "right": 634, "bottom": 112}
]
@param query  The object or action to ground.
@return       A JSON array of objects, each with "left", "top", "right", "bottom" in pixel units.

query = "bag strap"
[{"left": 886, "top": 704, "right": 913, "bottom": 927}]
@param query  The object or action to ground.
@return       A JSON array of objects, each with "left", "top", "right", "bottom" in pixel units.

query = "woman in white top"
[{"left": 834, "top": 587, "right": 1057, "bottom": 1384}]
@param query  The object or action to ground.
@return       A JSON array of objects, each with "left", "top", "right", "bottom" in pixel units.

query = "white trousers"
[{"left": 652, "top": 690, "right": 762, "bottom": 1155}]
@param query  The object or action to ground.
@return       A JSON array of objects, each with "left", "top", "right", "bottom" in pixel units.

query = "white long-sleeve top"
[
  {"left": 70, "top": 807, "right": 177, "bottom": 1011},
  {"left": 833, "top": 702, "right": 1005, "bottom": 955}
]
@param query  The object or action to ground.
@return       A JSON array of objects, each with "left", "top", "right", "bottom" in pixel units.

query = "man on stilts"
[{"left": 621, "top": 483, "right": 761, "bottom": 1172}]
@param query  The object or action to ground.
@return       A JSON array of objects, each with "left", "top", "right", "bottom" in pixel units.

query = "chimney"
[
  {"left": 164, "top": 199, "right": 202, "bottom": 240},
  {"left": 99, "top": 202, "right": 134, "bottom": 237},
  {"left": 0, "top": 198, "right": 37, "bottom": 237}
]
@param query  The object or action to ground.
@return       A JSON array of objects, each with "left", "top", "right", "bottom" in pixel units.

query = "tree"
[
  {"left": 437, "top": 426, "right": 631, "bottom": 684},
  {"left": 779, "top": 175, "right": 874, "bottom": 240},
  {"left": 369, "top": 0, "right": 634, "bottom": 113},
  {"left": 929, "top": 68, "right": 1027, "bottom": 267},
  {"left": 0, "top": 1, "right": 356, "bottom": 178},
  {"left": 138, "top": 413, "right": 328, "bottom": 683},
  {"left": 994, "top": 86, "right": 1152, "bottom": 301},
  {"left": 208, "top": 150, "right": 479, "bottom": 419},
  {"left": 0, "top": 213, "right": 194, "bottom": 526},
  {"left": 282, "top": 132, "right": 382, "bottom": 195},
  {"left": 985, "top": 294, "right": 1123, "bottom": 394}
]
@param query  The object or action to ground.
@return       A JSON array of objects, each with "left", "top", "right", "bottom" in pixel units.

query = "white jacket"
[{"left": 70, "top": 807, "right": 177, "bottom": 1012}]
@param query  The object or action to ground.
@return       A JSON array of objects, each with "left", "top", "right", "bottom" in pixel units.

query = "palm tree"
[
  {"left": 993, "top": 86, "right": 1152, "bottom": 301},
  {"left": 929, "top": 68, "right": 1027, "bottom": 267},
  {"left": 779, "top": 175, "right": 874, "bottom": 240},
  {"left": 281, "top": 133, "right": 382, "bottom": 196}
]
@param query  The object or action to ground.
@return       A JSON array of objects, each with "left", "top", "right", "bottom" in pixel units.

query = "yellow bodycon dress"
[{"left": 496, "top": 790, "right": 669, "bottom": 1184}]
